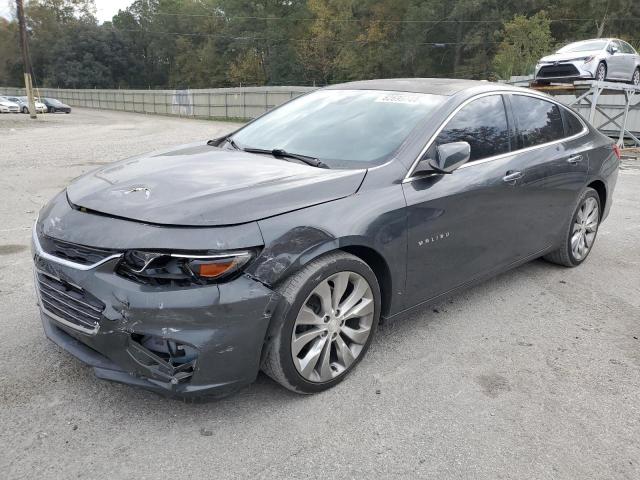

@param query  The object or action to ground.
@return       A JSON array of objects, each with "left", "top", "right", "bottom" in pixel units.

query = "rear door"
[
  {"left": 506, "top": 94, "right": 589, "bottom": 245},
  {"left": 619, "top": 41, "right": 638, "bottom": 80}
]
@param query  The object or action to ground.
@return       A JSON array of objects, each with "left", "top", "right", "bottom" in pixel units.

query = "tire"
[
  {"left": 262, "top": 251, "right": 381, "bottom": 394},
  {"left": 49, "top": 107, "right": 55, "bottom": 113},
  {"left": 21, "top": 106, "right": 28, "bottom": 114},
  {"left": 631, "top": 68, "right": 640, "bottom": 86},
  {"left": 596, "top": 62, "right": 607, "bottom": 82},
  {"left": 544, "top": 188, "right": 601, "bottom": 267}
]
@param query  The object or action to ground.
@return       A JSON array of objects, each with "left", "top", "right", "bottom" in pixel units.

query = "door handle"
[
  {"left": 567, "top": 154, "right": 583, "bottom": 164},
  {"left": 502, "top": 171, "right": 523, "bottom": 183}
]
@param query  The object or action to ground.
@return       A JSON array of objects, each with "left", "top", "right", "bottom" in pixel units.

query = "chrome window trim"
[
  {"left": 403, "top": 90, "right": 589, "bottom": 183},
  {"left": 32, "top": 224, "right": 123, "bottom": 271}
]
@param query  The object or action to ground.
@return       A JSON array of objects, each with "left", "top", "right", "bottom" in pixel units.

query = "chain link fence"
[{"left": 0, "top": 86, "right": 316, "bottom": 120}]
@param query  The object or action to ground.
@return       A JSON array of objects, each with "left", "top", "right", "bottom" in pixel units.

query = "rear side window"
[
  {"left": 435, "top": 95, "right": 510, "bottom": 162},
  {"left": 563, "top": 109, "right": 584, "bottom": 137},
  {"left": 511, "top": 95, "right": 565, "bottom": 148}
]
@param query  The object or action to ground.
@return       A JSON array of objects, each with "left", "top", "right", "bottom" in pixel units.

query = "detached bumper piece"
[{"left": 127, "top": 334, "right": 197, "bottom": 385}]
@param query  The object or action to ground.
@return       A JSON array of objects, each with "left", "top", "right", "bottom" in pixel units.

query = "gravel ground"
[{"left": 1, "top": 109, "right": 639, "bottom": 479}]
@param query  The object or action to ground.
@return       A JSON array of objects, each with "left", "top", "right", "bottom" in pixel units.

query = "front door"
[{"left": 403, "top": 94, "right": 528, "bottom": 306}]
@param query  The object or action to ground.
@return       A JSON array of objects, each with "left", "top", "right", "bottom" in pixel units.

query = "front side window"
[
  {"left": 434, "top": 95, "right": 510, "bottom": 162},
  {"left": 621, "top": 41, "right": 636, "bottom": 54},
  {"left": 232, "top": 89, "right": 446, "bottom": 168},
  {"left": 511, "top": 95, "right": 565, "bottom": 148}
]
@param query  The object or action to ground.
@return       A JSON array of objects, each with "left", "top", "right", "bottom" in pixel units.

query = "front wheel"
[
  {"left": 262, "top": 251, "right": 380, "bottom": 394},
  {"left": 596, "top": 62, "right": 607, "bottom": 82},
  {"left": 21, "top": 106, "right": 28, "bottom": 114},
  {"left": 544, "top": 188, "right": 601, "bottom": 267},
  {"left": 631, "top": 68, "right": 640, "bottom": 86}
]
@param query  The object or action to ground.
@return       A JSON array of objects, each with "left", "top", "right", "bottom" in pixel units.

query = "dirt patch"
[{"left": 0, "top": 244, "right": 27, "bottom": 255}]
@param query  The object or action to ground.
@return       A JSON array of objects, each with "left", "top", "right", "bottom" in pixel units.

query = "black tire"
[
  {"left": 21, "top": 106, "right": 28, "bottom": 114},
  {"left": 49, "top": 107, "right": 55, "bottom": 113},
  {"left": 543, "top": 187, "right": 601, "bottom": 267},
  {"left": 261, "top": 251, "right": 381, "bottom": 394},
  {"left": 631, "top": 68, "right": 640, "bottom": 86},
  {"left": 596, "top": 62, "right": 607, "bottom": 82}
]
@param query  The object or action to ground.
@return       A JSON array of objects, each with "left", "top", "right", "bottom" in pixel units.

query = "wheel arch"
[
  {"left": 587, "top": 179, "right": 607, "bottom": 219},
  {"left": 340, "top": 245, "right": 393, "bottom": 317}
]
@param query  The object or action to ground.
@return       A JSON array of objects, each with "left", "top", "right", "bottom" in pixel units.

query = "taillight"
[{"left": 612, "top": 144, "right": 621, "bottom": 160}]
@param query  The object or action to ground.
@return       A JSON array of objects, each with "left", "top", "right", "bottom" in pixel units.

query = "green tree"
[{"left": 493, "top": 12, "right": 554, "bottom": 80}]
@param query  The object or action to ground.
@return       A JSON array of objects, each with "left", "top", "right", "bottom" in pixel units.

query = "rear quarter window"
[{"left": 563, "top": 109, "right": 585, "bottom": 137}]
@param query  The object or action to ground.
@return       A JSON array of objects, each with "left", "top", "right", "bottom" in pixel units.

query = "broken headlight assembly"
[{"left": 116, "top": 249, "right": 256, "bottom": 286}]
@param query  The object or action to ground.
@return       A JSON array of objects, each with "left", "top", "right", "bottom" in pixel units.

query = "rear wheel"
[
  {"left": 596, "top": 62, "right": 607, "bottom": 82},
  {"left": 262, "top": 251, "right": 380, "bottom": 394},
  {"left": 544, "top": 188, "right": 601, "bottom": 267}
]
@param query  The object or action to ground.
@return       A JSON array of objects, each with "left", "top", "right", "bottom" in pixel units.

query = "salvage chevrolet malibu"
[{"left": 33, "top": 79, "right": 619, "bottom": 398}]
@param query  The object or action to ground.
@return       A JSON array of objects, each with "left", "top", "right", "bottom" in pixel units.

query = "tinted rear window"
[{"left": 511, "top": 95, "right": 565, "bottom": 148}]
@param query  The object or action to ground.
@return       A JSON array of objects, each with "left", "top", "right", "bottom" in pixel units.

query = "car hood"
[
  {"left": 540, "top": 50, "right": 602, "bottom": 63},
  {"left": 66, "top": 142, "right": 367, "bottom": 226}
]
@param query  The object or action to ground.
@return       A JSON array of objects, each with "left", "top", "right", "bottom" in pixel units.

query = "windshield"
[
  {"left": 231, "top": 89, "right": 446, "bottom": 168},
  {"left": 46, "top": 98, "right": 63, "bottom": 105},
  {"left": 558, "top": 40, "right": 608, "bottom": 53}
]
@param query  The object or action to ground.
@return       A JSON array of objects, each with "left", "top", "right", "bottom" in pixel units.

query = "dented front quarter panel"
[{"left": 248, "top": 161, "right": 410, "bottom": 315}]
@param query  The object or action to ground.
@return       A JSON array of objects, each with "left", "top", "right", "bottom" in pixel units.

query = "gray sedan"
[
  {"left": 32, "top": 79, "right": 619, "bottom": 398},
  {"left": 535, "top": 38, "right": 640, "bottom": 85}
]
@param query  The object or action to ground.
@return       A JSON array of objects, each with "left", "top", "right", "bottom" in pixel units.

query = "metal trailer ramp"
[{"left": 530, "top": 80, "right": 640, "bottom": 147}]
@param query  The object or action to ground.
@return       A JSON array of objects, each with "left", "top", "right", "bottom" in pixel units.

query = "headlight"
[
  {"left": 583, "top": 55, "right": 595, "bottom": 64},
  {"left": 116, "top": 249, "right": 256, "bottom": 286}
]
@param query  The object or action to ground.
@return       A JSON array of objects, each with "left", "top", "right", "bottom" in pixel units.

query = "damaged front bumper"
[{"left": 32, "top": 203, "right": 280, "bottom": 399}]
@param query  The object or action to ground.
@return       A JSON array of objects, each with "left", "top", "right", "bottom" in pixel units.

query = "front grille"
[
  {"left": 537, "top": 64, "right": 581, "bottom": 78},
  {"left": 36, "top": 271, "right": 105, "bottom": 333},
  {"left": 38, "top": 233, "right": 116, "bottom": 266}
]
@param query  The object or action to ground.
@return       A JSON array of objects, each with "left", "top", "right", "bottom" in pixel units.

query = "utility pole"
[{"left": 16, "top": 0, "right": 37, "bottom": 119}]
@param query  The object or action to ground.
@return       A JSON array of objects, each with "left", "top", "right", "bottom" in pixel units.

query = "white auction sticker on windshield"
[{"left": 375, "top": 94, "right": 421, "bottom": 104}]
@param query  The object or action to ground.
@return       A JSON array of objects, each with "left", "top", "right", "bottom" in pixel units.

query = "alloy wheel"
[
  {"left": 596, "top": 64, "right": 606, "bottom": 82},
  {"left": 633, "top": 69, "right": 640, "bottom": 86},
  {"left": 571, "top": 197, "right": 599, "bottom": 261},
  {"left": 291, "top": 271, "right": 375, "bottom": 383}
]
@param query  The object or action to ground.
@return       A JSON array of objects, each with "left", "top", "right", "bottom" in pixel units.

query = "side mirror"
[
  {"left": 416, "top": 141, "right": 470, "bottom": 175},
  {"left": 609, "top": 46, "right": 619, "bottom": 54}
]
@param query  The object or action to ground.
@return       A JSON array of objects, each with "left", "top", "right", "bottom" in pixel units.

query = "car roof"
[{"left": 324, "top": 78, "right": 523, "bottom": 96}]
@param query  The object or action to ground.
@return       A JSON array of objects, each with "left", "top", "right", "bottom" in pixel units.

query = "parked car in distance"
[
  {"left": 32, "top": 79, "right": 619, "bottom": 399},
  {"left": 0, "top": 96, "right": 20, "bottom": 113},
  {"left": 42, "top": 97, "right": 71, "bottom": 114},
  {"left": 7, "top": 95, "right": 47, "bottom": 114},
  {"left": 535, "top": 38, "right": 640, "bottom": 85}
]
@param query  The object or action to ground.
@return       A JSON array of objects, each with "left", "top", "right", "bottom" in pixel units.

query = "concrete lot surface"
[{"left": 1, "top": 109, "right": 639, "bottom": 479}]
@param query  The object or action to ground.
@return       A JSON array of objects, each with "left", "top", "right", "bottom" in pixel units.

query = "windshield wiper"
[{"left": 242, "top": 147, "right": 330, "bottom": 169}]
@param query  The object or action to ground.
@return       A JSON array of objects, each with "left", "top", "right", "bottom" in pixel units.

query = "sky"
[{"left": 0, "top": 0, "right": 135, "bottom": 23}]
